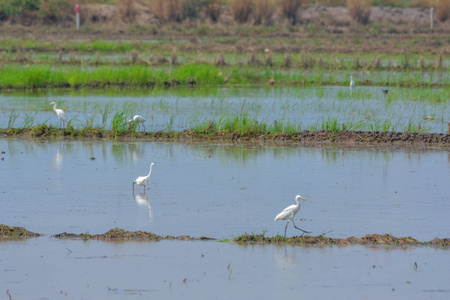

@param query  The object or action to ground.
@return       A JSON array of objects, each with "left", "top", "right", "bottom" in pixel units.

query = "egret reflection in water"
[
  {"left": 53, "top": 143, "right": 65, "bottom": 170},
  {"left": 133, "top": 191, "right": 152, "bottom": 219},
  {"left": 274, "top": 245, "right": 300, "bottom": 271}
]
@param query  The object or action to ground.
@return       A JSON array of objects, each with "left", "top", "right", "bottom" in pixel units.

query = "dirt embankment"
[
  {"left": 2, "top": 225, "right": 449, "bottom": 247},
  {"left": 178, "top": 130, "right": 450, "bottom": 147},
  {"left": 0, "top": 224, "right": 40, "bottom": 239},
  {"left": 234, "top": 233, "right": 450, "bottom": 247},
  {"left": 53, "top": 228, "right": 214, "bottom": 241},
  {"left": 2, "top": 127, "right": 449, "bottom": 147}
]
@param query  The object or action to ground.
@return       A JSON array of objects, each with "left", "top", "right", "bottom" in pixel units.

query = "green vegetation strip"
[
  {"left": 0, "top": 64, "right": 449, "bottom": 90},
  {"left": 0, "top": 224, "right": 40, "bottom": 239},
  {"left": 1, "top": 126, "right": 449, "bottom": 146},
  {"left": 233, "top": 233, "right": 450, "bottom": 247}
]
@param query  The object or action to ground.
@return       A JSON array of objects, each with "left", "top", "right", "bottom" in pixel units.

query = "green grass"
[
  {"left": 7, "top": 110, "right": 18, "bottom": 128},
  {"left": 1, "top": 63, "right": 450, "bottom": 90}
]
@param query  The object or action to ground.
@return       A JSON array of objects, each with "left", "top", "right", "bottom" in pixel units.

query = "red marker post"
[{"left": 75, "top": 4, "right": 80, "bottom": 29}]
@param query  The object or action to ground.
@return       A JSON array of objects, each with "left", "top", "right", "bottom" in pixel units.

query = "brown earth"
[
  {"left": 0, "top": 224, "right": 41, "bottom": 239},
  {"left": 234, "top": 233, "right": 450, "bottom": 247},
  {"left": 2, "top": 128, "right": 449, "bottom": 148},
  {"left": 2, "top": 225, "right": 448, "bottom": 247},
  {"left": 0, "top": 4, "right": 449, "bottom": 55},
  {"left": 52, "top": 227, "right": 215, "bottom": 241},
  {"left": 178, "top": 130, "right": 450, "bottom": 147},
  {"left": 1, "top": 3, "right": 439, "bottom": 28}
]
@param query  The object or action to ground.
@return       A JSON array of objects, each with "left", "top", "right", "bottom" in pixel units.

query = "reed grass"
[
  {"left": 111, "top": 112, "right": 129, "bottom": 135},
  {"left": 7, "top": 111, "right": 19, "bottom": 128},
  {"left": 347, "top": 0, "right": 372, "bottom": 24},
  {"left": 2, "top": 111, "right": 446, "bottom": 137},
  {"left": 281, "top": 0, "right": 303, "bottom": 24},
  {"left": 434, "top": 0, "right": 450, "bottom": 22},
  {"left": 1, "top": 46, "right": 448, "bottom": 74}
]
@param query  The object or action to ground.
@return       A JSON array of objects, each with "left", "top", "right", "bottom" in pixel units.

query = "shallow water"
[
  {"left": 1, "top": 138, "right": 449, "bottom": 240},
  {"left": 1, "top": 238, "right": 449, "bottom": 300},
  {"left": 1, "top": 138, "right": 449, "bottom": 299},
  {"left": 1, "top": 86, "right": 448, "bottom": 133}
]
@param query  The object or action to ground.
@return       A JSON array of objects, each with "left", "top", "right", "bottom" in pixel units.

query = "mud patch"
[
  {"left": 1, "top": 128, "right": 449, "bottom": 147},
  {"left": 234, "top": 233, "right": 450, "bottom": 248},
  {"left": 0, "top": 224, "right": 40, "bottom": 239},
  {"left": 52, "top": 227, "right": 215, "bottom": 241}
]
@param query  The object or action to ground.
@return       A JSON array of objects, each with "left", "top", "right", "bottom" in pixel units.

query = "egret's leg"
[
  {"left": 291, "top": 219, "right": 311, "bottom": 235},
  {"left": 142, "top": 124, "right": 145, "bottom": 131},
  {"left": 133, "top": 182, "right": 135, "bottom": 190},
  {"left": 284, "top": 221, "right": 289, "bottom": 238},
  {"left": 143, "top": 185, "right": 146, "bottom": 193}
]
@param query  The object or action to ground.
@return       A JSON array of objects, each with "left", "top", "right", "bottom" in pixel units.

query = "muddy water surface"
[{"left": 1, "top": 138, "right": 449, "bottom": 299}]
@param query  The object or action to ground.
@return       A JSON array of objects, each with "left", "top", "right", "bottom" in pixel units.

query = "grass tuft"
[
  {"left": 281, "top": 0, "right": 303, "bottom": 24},
  {"left": 347, "top": 0, "right": 371, "bottom": 24},
  {"left": 434, "top": 0, "right": 450, "bottom": 22},
  {"left": 230, "top": 0, "right": 254, "bottom": 24}
]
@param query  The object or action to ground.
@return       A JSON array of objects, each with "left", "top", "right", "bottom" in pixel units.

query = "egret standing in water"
[
  {"left": 350, "top": 76, "right": 355, "bottom": 91},
  {"left": 133, "top": 162, "right": 155, "bottom": 192},
  {"left": 127, "top": 115, "right": 146, "bottom": 131},
  {"left": 275, "top": 195, "right": 311, "bottom": 237},
  {"left": 49, "top": 101, "right": 68, "bottom": 128}
]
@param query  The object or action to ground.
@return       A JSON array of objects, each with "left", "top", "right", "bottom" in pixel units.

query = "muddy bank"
[
  {"left": 0, "top": 224, "right": 40, "bottom": 239},
  {"left": 2, "top": 225, "right": 449, "bottom": 247},
  {"left": 2, "top": 127, "right": 449, "bottom": 147},
  {"left": 53, "top": 227, "right": 215, "bottom": 241},
  {"left": 234, "top": 233, "right": 450, "bottom": 247}
]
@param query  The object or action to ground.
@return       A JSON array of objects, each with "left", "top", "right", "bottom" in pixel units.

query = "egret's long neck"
[
  {"left": 295, "top": 201, "right": 301, "bottom": 211},
  {"left": 147, "top": 165, "right": 153, "bottom": 177},
  {"left": 52, "top": 103, "right": 57, "bottom": 112}
]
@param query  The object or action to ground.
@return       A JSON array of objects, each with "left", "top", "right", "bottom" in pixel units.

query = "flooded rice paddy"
[
  {"left": 1, "top": 139, "right": 449, "bottom": 239},
  {"left": 2, "top": 238, "right": 450, "bottom": 300},
  {"left": 1, "top": 86, "right": 449, "bottom": 133},
  {"left": 1, "top": 137, "right": 449, "bottom": 299}
]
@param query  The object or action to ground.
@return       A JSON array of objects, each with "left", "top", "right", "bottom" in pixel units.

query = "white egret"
[
  {"left": 275, "top": 195, "right": 311, "bottom": 238},
  {"left": 49, "top": 101, "right": 68, "bottom": 128},
  {"left": 133, "top": 162, "right": 155, "bottom": 192},
  {"left": 350, "top": 76, "right": 355, "bottom": 90},
  {"left": 127, "top": 114, "right": 146, "bottom": 131}
]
